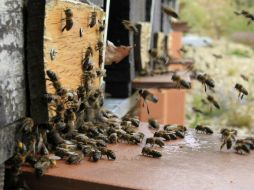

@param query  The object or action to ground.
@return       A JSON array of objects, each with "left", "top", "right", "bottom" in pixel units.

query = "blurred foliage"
[
  {"left": 180, "top": 0, "right": 254, "bottom": 38},
  {"left": 226, "top": 48, "right": 251, "bottom": 58}
]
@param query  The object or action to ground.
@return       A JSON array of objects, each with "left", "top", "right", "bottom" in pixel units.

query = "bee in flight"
[
  {"left": 207, "top": 95, "right": 220, "bottom": 110},
  {"left": 171, "top": 73, "right": 191, "bottom": 89},
  {"left": 138, "top": 89, "right": 159, "bottom": 114},
  {"left": 122, "top": 20, "right": 138, "bottom": 34},
  {"left": 234, "top": 83, "right": 248, "bottom": 99},
  {"left": 196, "top": 73, "right": 215, "bottom": 92},
  {"left": 161, "top": 5, "right": 179, "bottom": 19},
  {"left": 234, "top": 10, "right": 254, "bottom": 25}
]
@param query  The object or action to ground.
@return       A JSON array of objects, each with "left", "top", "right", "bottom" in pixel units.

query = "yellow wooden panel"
[{"left": 44, "top": 0, "right": 105, "bottom": 92}]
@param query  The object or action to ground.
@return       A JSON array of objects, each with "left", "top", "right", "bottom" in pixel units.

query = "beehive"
[{"left": 27, "top": 0, "right": 106, "bottom": 124}]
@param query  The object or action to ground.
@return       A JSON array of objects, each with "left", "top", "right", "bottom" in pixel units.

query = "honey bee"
[
  {"left": 138, "top": 89, "right": 158, "bottom": 114},
  {"left": 62, "top": 8, "right": 74, "bottom": 32},
  {"left": 234, "top": 139, "right": 251, "bottom": 155},
  {"left": 46, "top": 70, "right": 67, "bottom": 97},
  {"left": 220, "top": 134, "right": 236, "bottom": 150},
  {"left": 89, "top": 149, "right": 102, "bottom": 162},
  {"left": 48, "top": 128, "right": 65, "bottom": 146},
  {"left": 34, "top": 156, "right": 59, "bottom": 177},
  {"left": 196, "top": 73, "right": 215, "bottom": 92},
  {"left": 171, "top": 73, "right": 191, "bottom": 89},
  {"left": 207, "top": 95, "right": 220, "bottom": 110},
  {"left": 98, "top": 20, "right": 105, "bottom": 32},
  {"left": 234, "top": 10, "right": 254, "bottom": 25},
  {"left": 122, "top": 20, "right": 138, "bottom": 34},
  {"left": 98, "top": 147, "right": 116, "bottom": 160},
  {"left": 20, "top": 117, "right": 34, "bottom": 134},
  {"left": 145, "top": 137, "right": 164, "bottom": 147},
  {"left": 148, "top": 118, "right": 160, "bottom": 129},
  {"left": 192, "top": 107, "right": 207, "bottom": 115},
  {"left": 195, "top": 125, "right": 213, "bottom": 134},
  {"left": 82, "top": 47, "right": 94, "bottom": 71},
  {"left": 240, "top": 74, "right": 249, "bottom": 81},
  {"left": 66, "top": 152, "right": 84, "bottom": 164},
  {"left": 234, "top": 83, "right": 248, "bottom": 99},
  {"left": 109, "top": 133, "right": 118, "bottom": 144},
  {"left": 141, "top": 147, "right": 162, "bottom": 158},
  {"left": 212, "top": 54, "right": 223, "bottom": 60},
  {"left": 89, "top": 11, "right": 97, "bottom": 28},
  {"left": 95, "top": 41, "right": 103, "bottom": 51},
  {"left": 161, "top": 5, "right": 178, "bottom": 19},
  {"left": 148, "top": 49, "right": 158, "bottom": 58}
]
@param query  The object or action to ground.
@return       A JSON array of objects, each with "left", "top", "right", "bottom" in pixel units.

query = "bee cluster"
[
  {"left": 220, "top": 128, "right": 254, "bottom": 155},
  {"left": 142, "top": 123, "right": 187, "bottom": 158}
]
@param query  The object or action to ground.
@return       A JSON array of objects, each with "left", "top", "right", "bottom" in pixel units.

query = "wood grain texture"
[
  {"left": 27, "top": 0, "right": 105, "bottom": 124},
  {"left": 0, "top": 0, "right": 26, "bottom": 127},
  {"left": 44, "top": 0, "right": 105, "bottom": 91}
]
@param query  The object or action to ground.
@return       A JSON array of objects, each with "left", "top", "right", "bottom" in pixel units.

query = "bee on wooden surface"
[
  {"left": 48, "top": 128, "right": 65, "bottom": 146},
  {"left": 161, "top": 5, "right": 178, "bottom": 19},
  {"left": 141, "top": 147, "right": 162, "bottom": 158},
  {"left": 109, "top": 133, "right": 118, "bottom": 144},
  {"left": 196, "top": 73, "right": 215, "bottom": 92},
  {"left": 234, "top": 140, "right": 251, "bottom": 155},
  {"left": 89, "top": 149, "right": 102, "bottom": 162},
  {"left": 171, "top": 73, "right": 191, "bottom": 89},
  {"left": 82, "top": 47, "right": 94, "bottom": 70},
  {"left": 55, "top": 147, "right": 72, "bottom": 158},
  {"left": 154, "top": 130, "right": 171, "bottom": 141},
  {"left": 34, "top": 156, "right": 59, "bottom": 177},
  {"left": 138, "top": 89, "right": 158, "bottom": 114},
  {"left": 148, "top": 118, "right": 160, "bottom": 130},
  {"left": 207, "top": 95, "right": 220, "bottom": 110},
  {"left": 62, "top": 8, "right": 74, "bottom": 32},
  {"left": 98, "top": 147, "right": 116, "bottom": 160},
  {"left": 98, "top": 20, "right": 105, "bottom": 32},
  {"left": 46, "top": 70, "right": 67, "bottom": 97},
  {"left": 220, "top": 129, "right": 237, "bottom": 150},
  {"left": 96, "top": 41, "right": 103, "bottom": 51},
  {"left": 195, "top": 125, "right": 213, "bottom": 134},
  {"left": 234, "top": 83, "right": 248, "bottom": 99},
  {"left": 145, "top": 137, "right": 164, "bottom": 147},
  {"left": 66, "top": 152, "right": 84, "bottom": 164},
  {"left": 122, "top": 20, "right": 138, "bottom": 34},
  {"left": 89, "top": 10, "right": 97, "bottom": 28},
  {"left": 132, "top": 132, "right": 145, "bottom": 142}
]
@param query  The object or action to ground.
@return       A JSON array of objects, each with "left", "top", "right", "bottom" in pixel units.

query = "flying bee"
[
  {"left": 234, "top": 10, "right": 254, "bottom": 25},
  {"left": 192, "top": 107, "right": 207, "bottom": 115},
  {"left": 195, "top": 125, "right": 213, "bottom": 134},
  {"left": 212, "top": 54, "right": 223, "bottom": 61},
  {"left": 98, "top": 147, "right": 116, "bottom": 160},
  {"left": 122, "top": 20, "right": 138, "bottom": 34},
  {"left": 240, "top": 74, "right": 249, "bottom": 81},
  {"left": 66, "top": 152, "right": 84, "bottom": 164},
  {"left": 171, "top": 73, "right": 191, "bottom": 89},
  {"left": 161, "top": 5, "right": 178, "bottom": 19},
  {"left": 89, "top": 10, "right": 97, "bottom": 28},
  {"left": 234, "top": 83, "right": 248, "bottom": 99},
  {"left": 207, "top": 95, "right": 220, "bottom": 110},
  {"left": 145, "top": 137, "right": 164, "bottom": 147},
  {"left": 148, "top": 118, "right": 160, "bottom": 130},
  {"left": 178, "top": 47, "right": 188, "bottom": 55},
  {"left": 196, "top": 73, "right": 215, "bottom": 92},
  {"left": 62, "top": 8, "right": 73, "bottom": 32},
  {"left": 148, "top": 49, "right": 158, "bottom": 58},
  {"left": 138, "top": 89, "right": 158, "bottom": 114},
  {"left": 141, "top": 147, "right": 162, "bottom": 158}
]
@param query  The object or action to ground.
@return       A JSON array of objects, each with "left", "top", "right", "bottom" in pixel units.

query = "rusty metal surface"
[{"left": 23, "top": 123, "right": 254, "bottom": 190}]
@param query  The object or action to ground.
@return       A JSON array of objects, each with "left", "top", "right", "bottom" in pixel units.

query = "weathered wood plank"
[{"left": 0, "top": 0, "right": 26, "bottom": 128}]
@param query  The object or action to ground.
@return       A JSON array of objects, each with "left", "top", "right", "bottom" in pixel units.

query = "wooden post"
[{"left": 0, "top": 0, "right": 26, "bottom": 166}]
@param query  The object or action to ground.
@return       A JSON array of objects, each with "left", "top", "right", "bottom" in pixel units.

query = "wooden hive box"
[
  {"left": 133, "top": 22, "right": 151, "bottom": 72},
  {"left": 27, "top": 0, "right": 105, "bottom": 124}
]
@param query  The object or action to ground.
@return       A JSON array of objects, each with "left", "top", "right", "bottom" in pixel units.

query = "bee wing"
[{"left": 49, "top": 155, "right": 61, "bottom": 160}]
